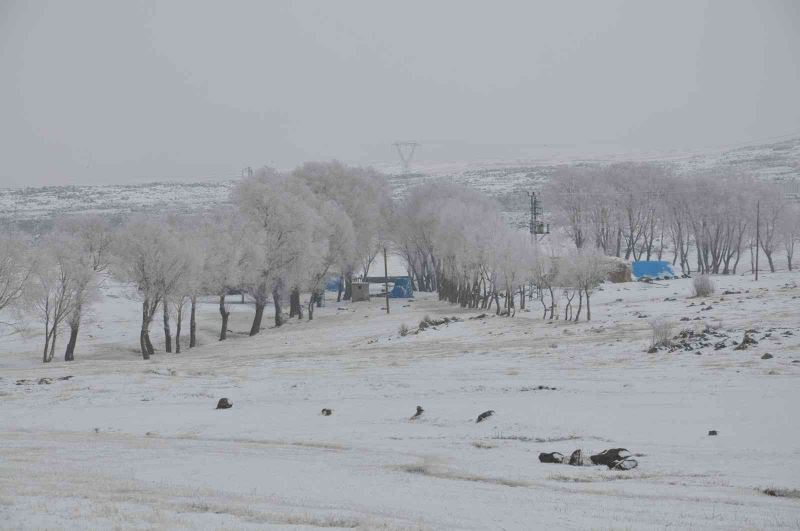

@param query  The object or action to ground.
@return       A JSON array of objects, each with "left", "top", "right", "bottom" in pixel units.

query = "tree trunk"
[
  {"left": 343, "top": 273, "right": 353, "bottom": 301},
  {"left": 42, "top": 329, "right": 52, "bottom": 363},
  {"left": 219, "top": 294, "right": 230, "bottom": 341},
  {"left": 574, "top": 290, "right": 583, "bottom": 322},
  {"left": 585, "top": 288, "right": 591, "bottom": 321},
  {"left": 189, "top": 296, "right": 197, "bottom": 348},
  {"left": 250, "top": 302, "right": 265, "bottom": 336},
  {"left": 64, "top": 322, "right": 79, "bottom": 361},
  {"left": 308, "top": 294, "right": 315, "bottom": 321},
  {"left": 139, "top": 330, "right": 150, "bottom": 359},
  {"left": 163, "top": 302, "right": 172, "bottom": 353},
  {"left": 273, "top": 287, "right": 283, "bottom": 327},
  {"left": 49, "top": 323, "right": 57, "bottom": 362},
  {"left": 175, "top": 311, "right": 182, "bottom": 354},
  {"left": 145, "top": 332, "right": 155, "bottom": 356}
]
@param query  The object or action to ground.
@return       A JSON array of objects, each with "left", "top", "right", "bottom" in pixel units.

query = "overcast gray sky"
[{"left": 1, "top": 0, "right": 798, "bottom": 186}]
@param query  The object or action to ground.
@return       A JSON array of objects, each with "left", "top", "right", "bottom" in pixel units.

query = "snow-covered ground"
[{"left": 2, "top": 271, "right": 800, "bottom": 530}]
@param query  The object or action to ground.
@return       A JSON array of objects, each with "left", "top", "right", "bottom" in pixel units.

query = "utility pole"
[
  {"left": 526, "top": 191, "right": 548, "bottom": 240},
  {"left": 529, "top": 192, "right": 535, "bottom": 240},
  {"left": 383, "top": 247, "right": 390, "bottom": 314},
  {"left": 755, "top": 199, "right": 760, "bottom": 281}
]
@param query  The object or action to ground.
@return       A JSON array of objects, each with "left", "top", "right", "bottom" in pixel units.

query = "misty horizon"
[{"left": 2, "top": 0, "right": 799, "bottom": 187}]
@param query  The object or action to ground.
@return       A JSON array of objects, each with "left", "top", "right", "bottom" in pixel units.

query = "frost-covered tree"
[
  {"left": 233, "top": 168, "right": 321, "bottom": 334},
  {"left": 292, "top": 161, "right": 392, "bottom": 298},
  {"left": 113, "top": 216, "right": 190, "bottom": 359},
  {"left": 780, "top": 202, "right": 799, "bottom": 271},
  {"left": 304, "top": 200, "right": 356, "bottom": 320},
  {"left": 28, "top": 237, "right": 80, "bottom": 362},
  {"left": 199, "top": 209, "right": 246, "bottom": 341},
  {"left": 564, "top": 247, "right": 611, "bottom": 321},
  {"left": 756, "top": 185, "right": 787, "bottom": 273},
  {"left": 53, "top": 216, "right": 112, "bottom": 361},
  {"left": 0, "top": 230, "right": 33, "bottom": 316}
]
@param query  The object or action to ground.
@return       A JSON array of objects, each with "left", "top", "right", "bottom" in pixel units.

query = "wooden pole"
[
  {"left": 383, "top": 247, "right": 390, "bottom": 314},
  {"left": 755, "top": 200, "right": 760, "bottom": 281}
]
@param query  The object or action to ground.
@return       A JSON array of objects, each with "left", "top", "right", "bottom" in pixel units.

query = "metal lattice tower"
[
  {"left": 527, "top": 191, "right": 549, "bottom": 237},
  {"left": 393, "top": 141, "right": 419, "bottom": 173}
]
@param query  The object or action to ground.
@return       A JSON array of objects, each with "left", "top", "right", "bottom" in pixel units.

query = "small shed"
[
  {"left": 604, "top": 257, "right": 632, "bottom": 283},
  {"left": 351, "top": 282, "right": 370, "bottom": 302}
]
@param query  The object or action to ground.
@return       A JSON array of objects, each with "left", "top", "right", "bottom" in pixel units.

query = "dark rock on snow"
[
  {"left": 476, "top": 410, "right": 495, "bottom": 423},
  {"left": 410, "top": 405, "right": 424, "bottom": 420},
  {"left": 216, "top": 398, "right": 233, "bottom": 409},
  {"left": 321, "top": 408, "right": 333, "bottom": 416},
  {"left": 708, "top": 430, "right": 718, "bottom": 436},
  {"left": 568, "top": 449, "right": 585, "bottom": 466},
  {"left": 538, "top": 452, "right": 565, "bottom": 464}
]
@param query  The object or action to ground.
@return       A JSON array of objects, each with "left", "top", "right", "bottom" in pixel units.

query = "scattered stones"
[
  {"left": 761, "top": 353, "right": 774, "bottom": 360},
  {"left": 320, "top": 408, "right": 333, "bottom": 416},
  {"left": 16, "top": 375, "right": 73, "bottom": 386},
  {"left": 708, "top": 430, "right": 718, "bottom": 436},
  {"left": 538, "top": 452, "right": 564, "bottom": 464},
  {"left": 476, "top": 410, "right": 495, "bottom": 423},
  {"left": 215, "top": 398, "right": 233, "bottom": 409},
  {"left": 519, "top": 385, "right": 557, "bottom": 392},
  {"left": 410, "top": 406, "right": 424, "bottom": 420},
  {"left": 734, "top": 332, "right": 758, "bottom": 350}
]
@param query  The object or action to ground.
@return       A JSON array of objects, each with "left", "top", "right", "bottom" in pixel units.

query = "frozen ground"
[{"left": 1, "top": 272, "right": 800, "bottom": 530}]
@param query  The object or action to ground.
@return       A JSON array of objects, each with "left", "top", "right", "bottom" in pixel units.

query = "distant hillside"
[{"left": 2, "top": 136, "right": 798, "bottom": 230}]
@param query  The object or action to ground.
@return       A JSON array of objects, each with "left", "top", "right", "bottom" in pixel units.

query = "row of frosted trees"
[
  {"left": 542, "top": 163, "right": 799, "bottom": 274},
  {"left": 394, "top": 182, "right": 612, "bottom": 321},
  {"left": 1, "top": 162, "right": 393, "bottom": 361},
  {"left": 19, "top": 161, "right": 779, "bottom": 363}
]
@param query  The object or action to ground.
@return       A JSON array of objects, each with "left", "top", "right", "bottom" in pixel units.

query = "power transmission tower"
[
  {"left": 527, "top": 191, "right": 549, "bottom": 239},
  {"left": 393, "top": 141, "right": 419, "bottom": 173}
]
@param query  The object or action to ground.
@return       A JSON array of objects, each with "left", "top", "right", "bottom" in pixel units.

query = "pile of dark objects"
[
  {"left": 652, "top": 325, "right": 796, "bottom": 354},
  {"left": 16, "top": 375, "right": 73, "bottom": 385},
  {"left": 661, "top": 326, "right": 731, "bottom": 353},
  {"left": 539, "top": 448, "right": 638, "bottom": 471},
  {"left": 416, "top": 315, "right": 461, "bottom": 333}
]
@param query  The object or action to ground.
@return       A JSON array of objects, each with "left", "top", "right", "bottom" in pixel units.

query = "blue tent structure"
[
  {"left": 364, "top": 276, "right": 414, "bottom": 298},
  {"left": 325, "top": 277, "right": 342, "bottom": 292},
  {"left": 632, "top": 260, "right": 676, "bottom": 280},
  {"left": 389, "top": 277, "right": 413, "bottom": 298}
]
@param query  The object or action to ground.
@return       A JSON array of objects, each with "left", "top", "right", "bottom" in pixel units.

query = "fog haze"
[{"left": 1, "top": 0, "right": 799, "bottom": 186}]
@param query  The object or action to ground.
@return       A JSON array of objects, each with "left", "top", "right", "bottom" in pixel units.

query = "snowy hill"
[{"left": 2, "top": 136, "right": 798, "bottom": 229}]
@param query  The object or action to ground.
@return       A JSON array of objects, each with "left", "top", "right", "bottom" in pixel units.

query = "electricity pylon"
[{"left": 393, "top": 141, "right": 419, "bottom": 173}]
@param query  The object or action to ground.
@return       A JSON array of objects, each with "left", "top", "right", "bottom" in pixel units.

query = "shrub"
[
  {"left": 399, "top": 323, "right": 409, "bottom": 337},
  {"left": 692, "top": 275, "right": 715, "bottom": 297},
  {"left": 649, "top": 318, "right": 674, "bottom": 349}
]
